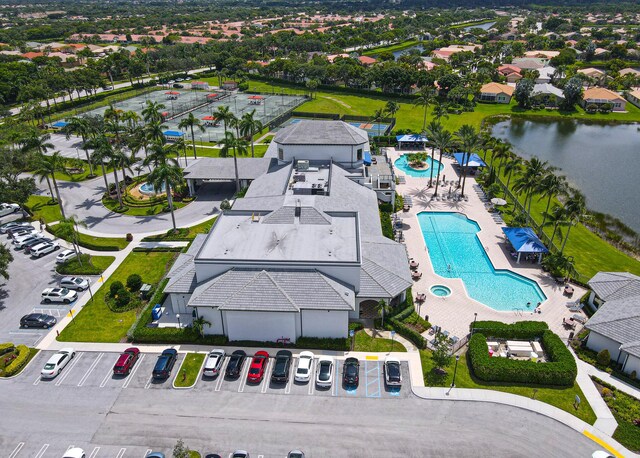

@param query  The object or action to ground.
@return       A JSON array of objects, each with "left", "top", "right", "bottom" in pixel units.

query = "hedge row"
[
  {"left": 470, "top": 320, "right": 549, "bottom": 340},
  {"left": 388, "top": 318, "right": 427, "bottom": 350},
  {"left": 0, "top": 343, "right": 15, "bottom": 356},
  {"left": 468, "top": 332, "right": 577, "bottom": 386},
  {"left": 4, "top": 345, "right": 31, "bottom": 377},
  {"left": 132, "top": 247, "right": 184, "bottom": 252},
  {"left": 47, "top": 226, "right": 124, "bottom": 251}
]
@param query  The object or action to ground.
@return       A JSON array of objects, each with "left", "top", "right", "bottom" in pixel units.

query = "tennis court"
[{"left": 280, "top": 117, "right": 391, "bottom": 137}]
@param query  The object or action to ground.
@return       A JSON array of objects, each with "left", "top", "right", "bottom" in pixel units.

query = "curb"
[
  {"left": 0, "top": 348, "right": 40, "bottom": 381},
  {"left": 172, "top": 352, "right": 206, "bottom": 390}
]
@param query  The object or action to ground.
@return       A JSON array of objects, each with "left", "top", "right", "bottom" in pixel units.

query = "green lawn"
[
  {"left": 25, "top": 195, "right": 62, "bottom": 223},
  {"left": 353, "top": 330, "right": 407, "bottom": 352},
  {"left": 420, "top": 350, "right": 597, "bottom": 425},
  {"left": 142, "top": 216, "right": 217, "bottom": 242},
  {"left": 57, "top": 251, "right": 177, "bottom": 342},
  {"left": 55, "top": 254, "right": 115, "bottom": 275},
  {"left": 192, "top": 144, "right": 268, "bottom": 158},
  {"left": 48, "top": 161, "right": 114, "bottom": 183},
  {"left": 174, "top": 353, "right": 206, "bottom": 388},
  {"left": 48, "top": 224, "right": 129, "bottom": 251},
  {"left": 103, "top": 197, "right": 187, "bottom": 216},
  {"left": 361, "top": 40, "right": 421, "bottom": 56}
]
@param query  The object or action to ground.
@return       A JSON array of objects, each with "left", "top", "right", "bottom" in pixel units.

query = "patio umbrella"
[
  {"left": 202, "top": 115, "right": 216, "bottom": 120},
  {"left": 491, "top": 198, "right": 507, "bottom": 206}
]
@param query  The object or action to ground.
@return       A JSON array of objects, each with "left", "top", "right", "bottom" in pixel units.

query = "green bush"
[
  {"left": 4, "top": 345, "right": 31, "bottom": 377},
  {"left": 388, "top": 318, "right": 426, "bottom": 349},
  {"left": 349, "top": 322, "right": 364, "bottom": 332},
  {"left": 114, "top": 288, "right": 131, "bottom": 308},
  {"left": 294, "top": 337, "right": 349, "bottom": 351},
  {"left": 127, "top": 274, "right": 143, "bottom": 292},
  {"left": 379, "top": 209, "right": 393, "bottom": 239},
  {"left": 0, "top": 343, "right": 15, "bottom": 356},
  {"left": 597, "top": 349, "right": 611, "bottom": 366},
  {"left": 470, "top": 320, "right": 549, "bottom": 339},
  {"left": 110, "top": 281, "right": 125, "bottom": 296}
]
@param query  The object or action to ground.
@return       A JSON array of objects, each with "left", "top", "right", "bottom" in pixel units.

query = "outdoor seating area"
[
  {"left": 502, "top": 227, "right": 549, "bottom": 264},
  {"left": 485, "top": 339, "right": 547, "bottom": 361}
]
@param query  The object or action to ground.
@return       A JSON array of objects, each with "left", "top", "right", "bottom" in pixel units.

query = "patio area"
[{"left": 386, "top": 147, "right": 588, "bottom": 340}]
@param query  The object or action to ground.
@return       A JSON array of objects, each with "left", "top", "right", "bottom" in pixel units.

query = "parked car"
[
  {"left": 31, "top": 241, "right": 60, "bottom": 258},
  {"left": 247, "top": 351, "right": 269, "bottom": 383},
  {"left": 41, "top": 348, "right": 75, "bottom": 378},
  {"left": 287, "top": 451, "right": 305, "bottom": 458},
  {"left": 145, "top": 453, "right": 165, "bottom": 458},
  {"left": 0, "top": 221, "right": 30, "bottom": 234},
  {"left": 42, "top": 287, "right": 77, "bottom": 304},
  {"left": 103, "top": 85, "right": 114, "bottom": 91},
  {"left": 59, "top": 276, "right": 89, "bottom": 291},
  {"left": 12, "top": 233, "right": 43, "bottom": 249},
  {"left": 315, "top": 356, "right": 334, "bottom": 388},
  {"left": 343, "top": 357, "right": 360, "bottom": 387},
  {"left": 202, "top": 349, "right": 225, "bottom": 377},
  {"left": 56, "top": 249, "right": 78, "bottom": 263},
  {"left": 231, "top": 451, "right": 249, "bottom": 458},
  {"left": 204, "top": 454, "right": 222, "bottom": 458},
  {"left": 173, "top": 83, "right": 184, "bottom": 88},
  {"left": 271, "top": 350, "right": 292, "bottom": 384},
  {"left": 113, "top": 347, "right": 140, "bottom": 375},
  {"left": 384, "top": 357, "right": 402, "bottom": 387},
  {"left": 63, "top": 447, "right": 85, "bottom": 458},
  {"left": 226, "top": 350, "right": 247, "bottom": 378},
  {"left": 8, "top": 226, "right": 36, "bottom": 239},
  {"left": 20, "top": 313, "right": 56, "bottom": 329},
  {"left": 23, "top": 237, "right": 52, "bottom": 253},
  {"left": 0, "top": 203, "right": 20, "bottom": 217},
  {"left": 294, "top": 351, "right": 314, "bottom": 383},
  {"left": 153, "top": 348, "right": 178, "bottom": 379}
]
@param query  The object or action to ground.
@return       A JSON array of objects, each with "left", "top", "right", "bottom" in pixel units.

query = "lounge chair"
[{"left": 412, "top": 271, "right": 423, "bottom": 280}]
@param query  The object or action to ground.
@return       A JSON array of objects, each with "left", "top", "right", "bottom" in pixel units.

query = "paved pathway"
[{"left": 582, "top": 358, "right": 640, "bottom": 400}]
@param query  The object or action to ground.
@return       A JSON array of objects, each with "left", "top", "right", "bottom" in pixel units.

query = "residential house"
[
  {"left": 582, "top": 87, "right": 626, "bottom": 111},
  {"left": 524, "top": 50, "right": 560, "bottom": 59},
  {"left": 498, "top": 64, "right": 522, "bottom": 83},
  {"left": 619, "top": 68, "right": 640, "bottom": 77},
  {"left": 479, "top": 82, "right": 514, "bottom": 103},
  {"left": 535, "top": 66, "right": 557, "bottom": 84},
  {"left": 511, "top": 57, "right": 546, "bottom": 70},
  {"left": 625, "top": 88, "right": 640, "bottom": 108},
  {"left": 531, "top": 83, "right": 565, "bottom": 107},
  {"left": 585, "top": 272, "right": 640, "bottom": 376},
  {"left": 578, "top": 67, "right": 606, "bottom": 80},
  {"left": 358, "top": 55, "right": 377, "bottom": 66}
]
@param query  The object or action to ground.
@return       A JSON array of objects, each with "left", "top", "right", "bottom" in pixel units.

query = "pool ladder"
[{"left": 513, "top": 308, "right": 524, "bottom": 316}]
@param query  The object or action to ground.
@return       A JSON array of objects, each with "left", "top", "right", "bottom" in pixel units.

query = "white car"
[
  {"left": 59, "top": 276, "right": 89, "bottom": 291},
  {"left": 42, "top": 287, "right": 77, "bottom": 304},
  {"left": 294, "top": 351, "right": 315, "bottom": 383},
  {"left": 41, "top": 348, "right": 75, "bottom": 379},
  {"left": 202, "top": 349, "right": 225, "bottom": 377},
  {"left": 384, "top": 357, "right": 403, "bottom": 387},
  {"left": 0, "top": 203, "right": 20, "bottom": 217},
  {"left": 56, "top": 249, "right": 78, "bottom": 263},
  {"left": 30, "top": 240, "right": 60, "bottom": 258},
  {"left": 63, "top": 447, "right": 85, "bottom": 458},
  {"left": 12, "top": 232, "right": 43, "bottom": 248},
  {"left": 315, "top": 356, "right": 334, "bottom": 388}
]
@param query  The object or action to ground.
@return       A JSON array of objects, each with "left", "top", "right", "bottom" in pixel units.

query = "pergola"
[
  {"left": 396, "top": 134, "right": 427, "bottom": 150},
  {"left": 501, "top": 227, "right": 549, "bottom": 264}
]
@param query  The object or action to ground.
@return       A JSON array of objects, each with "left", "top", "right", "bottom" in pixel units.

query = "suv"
[
  {"left": 384, "top": 357, "right": 402, "bottom": 387},
  {"left": 20, "top": 313, "right": 56, "bottom": 329},
  {"left": 31, "top": 241, "right": 60, "bottom": 258},
  {"left": 113, "top": 347, "right": 140, "bottom": 375},
  {"left": 59, "top": 276, "right": 89, "bottom": 291},
  {"left": 203, "top": 349, "right": 225, "bottom": 377},
  {"left": 153, "top": 348, "right": 178, "bottom": 379},
  {"left": 23, "top": 237, "right": 52, "bottom": 253},
  {"left": 13, "top": 233, "right": 43, "bottom": 249},
  {"left": 271, "top": 350, "right": 292, "bottom": 384},
  {"left": 41, "top": 287, "right": 77, "bottom": 304}
]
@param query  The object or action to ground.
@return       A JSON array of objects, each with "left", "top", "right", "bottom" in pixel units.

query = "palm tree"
[
  {"left": 431, "top": 128, "right": 454, "bottom": 197},
  {"left": 561, "top": 190, "right": 587, "bottom": 254},
  {"left": 414, "top": 88, "right": 434, "bottom": 131},
  {"left": 384, "top": 101, "right": 400, "bottom": 119},
  {"left": 371, "top": 108, "right": 385, "bottom": 137},
  {"left": 432, "top": 101, "right": 450, "bottom": 122},
  {"left": 239, "top": 110, "right": 264, "bottom": 158},
  {"left": 192, "top": 316, "right": 212, "bottom": 338},
  {"left": 489, "top": 139, "right": 511, "bottom": 174},
  {"left": 538, "top": 173, "right": 568, "bottom": 228},
  {"left": 143, "top": 144, "right": 183, "bottom": 231},
  {"left": 425, "top": 120, "right": 442, "bottom": 187},
  {"left": 56, "top": 216, "right": 87, "bottom": 266},
  {"left": 178, "top": 113, "right": 205, "bottom": 159},
  {"left": 64, "top": 117, "right": 94, "bottom": 176},
  {"left": 88, "top": 135, "right": 113, "bottom": 195},
  {"left": 219, "top": 131, "right": 248, "bottom": 192},
  {"left": 145, "top": 120, "right": 167, "bottom": 145},
  {"left": 33, "top": 152, "right": 67, "bottom": 219},
  {"left": 503, "top": 156, "right": 522, "bottom": 189},
  {"left": 456, "top": 124, "right": 481, "bottom": 197},
  {"left": 214, "top": 105, "right": 235, "bottom": 135},
  {"left": 142, "top": 100, "right": 166, "bottom": 124},
  {"left": 107, "top": 147, "right": 129, "bottom": 209},
  {"left": 543, "top": 204, "right": 569, "bottom": 245}
]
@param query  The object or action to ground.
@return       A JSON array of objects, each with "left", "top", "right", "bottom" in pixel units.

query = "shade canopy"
[
  {"left": 396, "top": 134, "right": 427, "bottom": 143},
  {"left": 165, "top": 91, "right": 180, "bottom": 95},
  {"left": 248, "top": 95, "right": 264, "bottom": 100},
  {"left": 206, "top": 93, "right": 219, "bottom": 98},
  {"left": 202, "top": 115, "right": 216, "bottom": 120},
  {"left": 52, "top": 121, "right": 68, "bottom": 128},
  {"left": 163, "top": 130, "right": 184, "bottom": 137},
  {"left": 501, "top": 227, "right": 549, "bottom": 253},
  {"left": 363, "top": 151, "right": 372, "bottom": 166},
  {"left": 453, "top": 152, "right": 486, "bottom": 168}
]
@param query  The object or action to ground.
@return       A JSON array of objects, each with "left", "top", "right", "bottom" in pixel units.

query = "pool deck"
[{"left": 388, "top": 147, "right": 587, "bottom": 340}]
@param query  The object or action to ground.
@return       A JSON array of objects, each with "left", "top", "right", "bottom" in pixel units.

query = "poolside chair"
[{"left": 569, "top": 302, "right": 584, "bottom": 313}]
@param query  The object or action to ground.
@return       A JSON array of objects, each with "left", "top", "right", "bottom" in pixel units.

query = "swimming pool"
[
  {"left": 394, "top": 154, "right": 444, "bottom": 178},
  {"left": 418, "top": 211, "right": 546, "bottom": 311}
]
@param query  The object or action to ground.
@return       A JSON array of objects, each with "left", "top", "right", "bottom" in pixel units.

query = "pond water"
[
  {"left": 492, "top": 118, "right": 640, "bottom": 232},
  {"left": 392, "top": 45, "right": 424, "bottom": 60},
  {"left": 463, "top": 21, "right": 496, "bottom": 32}
]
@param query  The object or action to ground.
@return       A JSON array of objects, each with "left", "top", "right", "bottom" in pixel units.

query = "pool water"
[
  {"left": 394, "top": 154, "right": 444, "bottom": 178},
  {"left": 139, "top": 182, "right": 166, "bottom": 195},
  {"left": 418, "top": 212, "right": 546, "bottom": 311},
  {"left": 430, "top": 285, "right": 452, "bottom": 297}
]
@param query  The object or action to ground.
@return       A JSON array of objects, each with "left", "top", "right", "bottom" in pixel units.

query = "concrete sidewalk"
[{"left": 582, "top": 360, "right": 640, "bottom": 401}]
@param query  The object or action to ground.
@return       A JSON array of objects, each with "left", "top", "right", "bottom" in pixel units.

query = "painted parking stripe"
[
  {"left": 34, "top": 444, "right": 49, "bottom": 458},
  {"left": 583, "top": 430, "right": 623, "bottom": 458},
  {"left": 78, "top": 353, "right": 104, "bottom": 386},
  {"left": 8, "top": 442, "right": 24, "bottom": 458},
  {"left": 123, "top": 354, "right": 145, "bottom": 389},
  {"left": 332, "top": 360, "right": 339, "bottom": 396},
  {"left": 261, "top": 359, "right": 273, "bottom": 393},
  {"left": 144, "top": 449, "right": 152, "bottom": 457},
  {"left": 144, "top": 374, "right": 154, "bottom": 390},
  {"left": 237, "top": 360, "right": 251, "bottom": 393},
  {"left": 365, "top": 360, "right": 381, "bottom": 398},
  {"left": 214, "top": 358, "right": 229, "bottom": 392},
  {"left": 284, "top": 361, "right": 293, "bottom": 394},
  {"left": 89, "top": 447, "right": 100, "bottom": 458},
  {"left": 99, "top": 357, "right": 116, "bottom": 388},
  {"left": 308, "top": 359, "right": 316, "bottom": 396},
  {"left": 116, "top": 448, "right": 127, "bottom": 458},
  {"left": 55, "top": 352, "right": 84, "bottom": 386}
]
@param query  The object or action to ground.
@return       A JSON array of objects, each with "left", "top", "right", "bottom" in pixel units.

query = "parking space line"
[
  {"left": 123, "top": 354, "right": 145, "bottom": 389},
  {"left": 144, "top": 374, "right": 154, "bottom": 390},
  {"left": 214, "top": 358, "right": 229, "bottom": 392},
  {"left": 33, "top": 372, "right": 41, "bottom": 385},
  {"left": 333, "top": 360, "right": 339, "bottom": 396},
  {"left": 308, "top": 359, "right": 316, "bottom": 395},
  {"left": 55, "top": 352, "right": 84, "bottom": 386},
  {"left": 116, "top": 448, "right": 127, "bottom": 458},
  {"left": 34, "top": 444, "right": 49, "bottom": 458},
  {"left": 261, "top": 359, "right": 273, "bottom": 393},
  {"left": 144, "top": 449, "right": 152, "bottom": 457},
  {"left": 99, "top": 360, "right": 115, "bottom": 388},
  {"left": 89, "top": 447, "right": 100, "bottom": 458},
  {"left": 8, "top": 442, "right": 24, "bottom": 458},
  {"left": 365, "top": 361, "right": 381, "bottom": 398},
  {"left": 78, "top": 353, "right": 104, "bottom": 387},
  {"left": 237, "top": 361, "right": 251, "bottom": 393},
  {"left": 284, "top": 363, "right": 293, "bottom": 394}
]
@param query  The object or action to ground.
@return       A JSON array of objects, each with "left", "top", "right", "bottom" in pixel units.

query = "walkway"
[{"left": 583, "top": 362, "right": 640, "bottom": 400}]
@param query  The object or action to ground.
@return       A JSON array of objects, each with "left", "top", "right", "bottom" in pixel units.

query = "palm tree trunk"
[
  {"left": 44, "top": 175, "right": 55, "bottom": 202},
  {"left": 82, "top": 141, "right": 94, "bottom": 176},
  {"left": 461, "top": 153, "right": 470, "bottom": 197},
  {"left": 541, "top": 195, "right": 553, "bottom": 228},
  {"left": 50, "top": 176, "right": 66, "bottom": 220},
  {"left": 100, "top": 163, "right": 109, "bottom": 194},
  {"left": 551, "top": 222, "right": 560, "bottom": 244},
  {"left": 434, "top": 150, "right": 444, "bottom": 196},
  {"left": 422, "top": 106, "right": 427, "bottom": 131},
  {"left": 428, "top": 146, "right": 435, "bottom": 187},
  {"left": 560, "top": 223, "right": 573, "bottom": 254},
  {"left": 166, "top": 179, "right": 176, "bottom": 230},
  {"left": 112, "top": 167, "right": 123, "bottom": 208},
  {"left": 250, "top": 138, "right": 255, "bottom": 158},
  {"left": 190, "top": 126, "right": 197, "bottom": 159},
  {"left": 233, "top": 146, "right": 240, "bottom": 192}
]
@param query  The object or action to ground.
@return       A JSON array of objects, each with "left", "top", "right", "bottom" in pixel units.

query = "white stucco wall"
[
  {"left": 301, "top": 309, "right": 348, "bottom": 338},
  {"left": 170, "top": 294, "right": 192, "bottom": 315},
  {"left": 194, "top": 307, "right": 224, "bottom": 335},
  {"left": 586, "top": 331, "right": 622, "bottom": 361},
  {"left": 224, "top": 310, "right": 298, "bottom": 343},
  {"left": 622, "top": 353, "right": 640, "bottom": 377}
]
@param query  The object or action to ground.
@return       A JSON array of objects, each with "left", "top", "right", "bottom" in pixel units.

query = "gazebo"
[
  {"left": 501, "top": 227, "right": 549, "bottom": 264},
  {"left": 163, "top": 130, "right": 185, "bottom": 142},
  {"left": 396, "top": 134, "right": 427, "bottom": 150},
  {"left": 453, "top": 152, "right": 486, "bottom": 168}
]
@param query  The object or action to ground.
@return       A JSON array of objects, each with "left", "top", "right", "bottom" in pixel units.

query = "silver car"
[
  {"left": 59, "top": 276, "right": 89, "bottom": 291},
  {"left": 202, "top": 349, "right": 225, "bottom": 377},
  {"left": 42, "top": 287, "right": 77, "bottom": 304}
]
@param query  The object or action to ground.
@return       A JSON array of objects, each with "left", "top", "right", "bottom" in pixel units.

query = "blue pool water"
[
  {"left": 418, "top": 211, "right": 546, "bottom": 311},
  {"left": 139, "top": 182, "right": 166, "bottom": 195},
  {"left": 394, "top": 154, "right": 444, "bottom": 178}
]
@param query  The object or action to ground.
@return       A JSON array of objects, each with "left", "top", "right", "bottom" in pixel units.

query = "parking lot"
[{"left": 8, "top": 442, "right": 153, "bottom": 458}]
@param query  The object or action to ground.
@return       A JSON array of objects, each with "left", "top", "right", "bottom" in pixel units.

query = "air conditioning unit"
[{"left": 297, "top": 160, "right": 309, "bottom": 171}]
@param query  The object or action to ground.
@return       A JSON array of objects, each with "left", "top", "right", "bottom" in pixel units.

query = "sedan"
[
  {"left": 271, "top": 350, "right": 292, "bottom": 384},
  {"left": 231, "top": 451, "right": 249, "bottom": 458},
  {"left": 41, "top": 348, "right": 75, "bottom": 379},
  {"left": 287, "top": 452, "right": 305, "bottom": 458},
  {"left": 7, "top": 226, "right": 36, "bottom": 239},
  {"left": 56, "top": 249, "right": 78, "bottom": 263},
  {"left": 247, "top": 351, "right": 269, "bottom": 383},
  {"left": 315, "top": 356, "right": 334, "bottom": 388},
  {"left": 41, "top": 287, "right": 77, "bottom": 304},
  {"left": 113, "top": 347, "right": 140, "bottom": 376},
  {"left": 145, "top": 453, "right": 165, "bottom": 458},
  {"left": 202, "top": 349, "right": 225, "bottom": 377},
  {"left": 343, "top": 357, "right": 360, "bottom": 387},
  {"left": 0, "top": 202, "right": 20, "bottom": 217},
  {"left": 0, "top": 221, "right": 30, "bottom": 234},
  {"left": 12, "top": 232, "right": 42, "bottom": 248},
  {"left": 63, "top": 447, "right": 85, "bottom": 458},
  {"left": 384, "top": 357, "right": 402, "bottom": 387},
  {"left": 294, "top": 351, "right": 314, "bottom": 383},
  {"left": 59, "top": 276, "right": 89, "bottom": 291},
  {"left": 23, "top": 237, "right": 52, "bottom": 253},
  {"left": 225, "top": 350, "right": 247, "bottom": 378},
  {"left": 20, "top": 313, "right": 56, "bottom": 329},
  {"left": 152, "top": 348, "right": 178, "bottom": 379}
]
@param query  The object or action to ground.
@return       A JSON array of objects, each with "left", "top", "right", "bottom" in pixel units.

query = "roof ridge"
[
  {"left": 262, "top": 270, "right": 300, "bottom": 311},
  {"left": 362, "top": 257, "right": 400, "bottom": 297},
  {"left": 220, "top": 269, "right": 265, "bottom": 308},
  {"left": 315, "top": 270, "right": 352, "bottom": 306}
]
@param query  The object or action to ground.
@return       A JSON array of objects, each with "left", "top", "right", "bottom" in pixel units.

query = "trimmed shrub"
[
  {"left": 0, "top": 343, "right": 15, "bottom": 356},
  {"left": 388, "top": 318, "right": 426, "bottom": 349},
  {"left": 4, "top": 345, "right": 31, "bottom": 377},
  {"left": 470, "top": 320, "right": 549, "bottom": 339},
  {"left": 114, "top": 288, "right": 131, "bottom": 308},
  {"left": 127, "top": 274, "right": 143, "bottom": 292},
  {"left": 126, "top": 233, "right": 133, "bottom": 242},
  {"left": 110, "top": 281, "right": 125, "bottom": 296},
  {"left": 597, "top": 349, "right": 611, "bottom": 366}
]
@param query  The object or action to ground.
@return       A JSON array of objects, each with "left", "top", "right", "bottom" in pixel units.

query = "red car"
[
  {"left": 247, "top": 351, "right": 269, "bottom": 383},
  {"left": 113, "top": 347, "right": 140, "bottom": 375}
]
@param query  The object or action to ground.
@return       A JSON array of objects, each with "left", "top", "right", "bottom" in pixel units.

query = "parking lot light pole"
[
  {"left": 472, "top": 312, "right": 477, "bottom": 334},
  {"left": 451, "top": 354, "right": 460, "bottom": 388},
  {"left": 176, "top": 314, "right": 181, "bottom": 329}
]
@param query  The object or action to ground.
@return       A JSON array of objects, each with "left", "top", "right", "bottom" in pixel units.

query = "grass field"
[
  {"left": 55, "top": 254, "right": 115, "bottom": 275},
  {"left": 192, "top": 144, "right": 268, "bottom": 158},
  {"left": 353, "top": 330, "right": 407, "bottom": 352},
  {"left": 48, "top": 224, "right": 129, "bottom": 251},
  {"left": 57, "top": 251, "right": 177, "bottom": 343},
  {"left": 25, "top": 195, "right": 62, "bottom": 223},
  {"left": 420, "top": 350, "right": 597, "bottom": 424},
  {"left": 142, "top": 216, "right": 217, "bottom": 242},
  {"left": 174, "top": 353, "right": 206, "bottom": 388},
  {"left": 361, "top": 40, "right": 421, "bottom": 57}
]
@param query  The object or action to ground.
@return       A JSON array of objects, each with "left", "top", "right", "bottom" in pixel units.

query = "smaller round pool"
[
  {"left": 139, "top": 182, "right": 166, "bottom": 195},
  {"left": 430, "top": 285, "right": 452, "bottom": 297}
]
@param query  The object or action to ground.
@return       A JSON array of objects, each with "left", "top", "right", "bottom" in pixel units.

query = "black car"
[
  {"left": 271, "top": 350, "right": 292, "bottom": 384},
  {"left": 225, "top": 350, "right": 247, "bottom": 378},
  {"left": 152, "top": 348, "right": 178, "bottom": 379},
  {"left": 173, "top": 83, "right": 184, "bottom": 89},
  {"left": 20, "top": 313, "right": 57, "bottom": 329},
  {"left": 343, "top": 357, "right": 360, "bottom": 387}
]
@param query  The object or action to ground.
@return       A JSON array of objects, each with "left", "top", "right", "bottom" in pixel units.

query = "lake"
[
  {"left": 463, "top": 21, "right": 496, "bottom": 32},
  {"left": 491, "top": 118, "right": 640, "bottom": 232}
]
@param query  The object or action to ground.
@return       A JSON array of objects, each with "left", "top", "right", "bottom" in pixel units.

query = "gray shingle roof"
[
  {"left": 164, "top": 234, "right": 208, "bottom": 293},
  {"left": 300, "top": 207, "right": 331, "bottom": 225},
  {"left": 620, "top": 341, "right": 640, "bottom": 359},
  {"left": 588, "top": 272, "right": 640, "bottom": 302},
  {"left": 360, "top": 237, "right": 412, "bottom": 297},
  {"left": 183, "top": 157, "right": 274, "bottom": 181},
  {"left": 274, "top": 120, "right": 368, "bottom": 146},
  {"left": 188, "top": 269, "right": 355, "bottom": 312},
  {"left": 586, "top": 296, "right": 640, "bottom": 348}
]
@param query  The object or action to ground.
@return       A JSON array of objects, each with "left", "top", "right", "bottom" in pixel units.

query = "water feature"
[
  {"left": 463, "top": 21, "right": 496, "bottom": 32},
  {"left": 492, "top": 118, "right": 640, "bottom": 232},
  {"left": 139, "top": 182, "right": 166, "bottom": 195},
  {"left": 430, "top": 285, "right": 452, "bottom": 297},
  {"left": 418, "top": 211, "right": 546, "bottom": 311},
  {"left": 394, "top": 154, "right": 444, "bottom": 178},
  {"left": 392, "top": 45, "right": 424, "bottom": 60}
]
